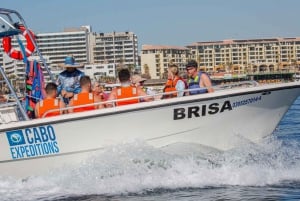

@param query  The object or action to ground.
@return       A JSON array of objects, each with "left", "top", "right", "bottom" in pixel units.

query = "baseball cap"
[{"left": 186, "top": 60, "right": 198, "bottom": 69}]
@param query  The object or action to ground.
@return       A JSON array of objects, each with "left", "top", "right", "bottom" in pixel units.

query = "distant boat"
[{"left": 294, "top": 72, "right": 300, "bottom": 81}]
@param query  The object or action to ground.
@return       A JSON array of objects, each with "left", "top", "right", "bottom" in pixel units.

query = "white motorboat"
[
  {"left": 0, "top": 81, "right": 300, "bottom": 178},
  {"left": 0, "top": 8, "right": 299, "bottom": 179}
]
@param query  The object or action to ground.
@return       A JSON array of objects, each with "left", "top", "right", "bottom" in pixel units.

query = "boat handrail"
[
  {"left": 41, "top": 81, "right": 260, "bottom": 118},
  {"left": 42, "top": 100, "right": 107, "bottom": 118},
  {"left": 0, "top": 8, "right": 56, "bottom": 122},
  {"left": 42, "top": 95, "right": 157, "bottom": 118},
  {"left": 0, "top": 8, "right": 55, "bottom": 81},
  {"left": 43, "top": 89, "right": 187, "bottom": 117},
  {"left": 213, "top": 80, "right": 259, "bottom": 90},
  {"left": 0, "top": 79, "right": 261, "bottom": 120}
]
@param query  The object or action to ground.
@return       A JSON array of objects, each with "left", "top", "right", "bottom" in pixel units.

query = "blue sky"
[{"left": 2, "top": 0, "right": 300, "bottom": 49}]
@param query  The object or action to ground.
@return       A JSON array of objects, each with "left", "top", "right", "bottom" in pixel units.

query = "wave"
[
  {"left": 1, "top": 97, "right": 300, "bottom": 200},
  {"left": 1, "top": 135, "right": 300, "bottom": 201}
]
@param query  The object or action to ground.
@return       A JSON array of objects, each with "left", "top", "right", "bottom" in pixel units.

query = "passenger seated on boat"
[
  {"left": 162, "top": 64, "right": 187, "bottom": 99},
  {"left": 57, "top": 56, "right": 85, "bottom": 105},
  {"left": 68, "top": 76, "right": 103, "bottom": 113},
  {"left": 92, "top": 81, "right": 109, "bottom": 101},
  {"left": 186, "top": 60, "right": 214, "bottom": 94},
  {"left": 35, "top": 82, "right": 66, "bottom": 118},
  {"left": 131, "top": 74, "right": 156, "bottom": 100},
  {"left": 107, "top": 69, "right": 153, "bottom": 107}
]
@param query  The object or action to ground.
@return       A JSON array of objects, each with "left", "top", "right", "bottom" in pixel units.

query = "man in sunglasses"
[{"left": 186, "top": 60, "right": 214, "bottom": 95}]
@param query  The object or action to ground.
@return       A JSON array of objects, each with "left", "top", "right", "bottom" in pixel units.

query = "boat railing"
[
  {"left": 0, "top": 79, "right": 262, "bottom": 121},
  {"left": 42, "top": 95, "right": 158, "bottom": 118},
  {"left": 0, "top": 8, "right": 57, "bottom": 122},
  {"left": 213, "top": 80, "right": 259, "bottom": 91},
  {"left": 0, "top": 8, "right": 55, "bottom": 82},
  {"left": 41, "top": 81, "right": 260, "bottom": 118},
  {"left": 42, "top": 100, "right": 109, "bottom": 118}
]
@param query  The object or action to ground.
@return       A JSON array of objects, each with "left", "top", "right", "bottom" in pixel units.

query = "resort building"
[
  {"left": 36, "top": 26, "right": 90, "bottom": 67},
  {"left": 0, "top": 27, "right": 139, "bottom": 83},
  {"left": 91, "top": 31, "right": 138, "bottom": 69},
  {"left": 84, "top": 63, "right": 117, "bottom": 81},
  {"left": 141, "top": 45, "right": 190, "bottom": 79},
  {"left": 186, "top": 37, "right": 300, "bottom": 74},
  {"left": 1, "top": 25, "right": 300, "bottom": 85},
  {"left": 0, "top": 26, "right": 90, "bottom": 81}
]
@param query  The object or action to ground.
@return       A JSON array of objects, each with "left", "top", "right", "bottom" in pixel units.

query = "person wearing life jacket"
[
  {"left": 35, "top": 82, "right": 66, "bottom": 118},
  {"left": 162, "top": 64, "right": 187, "bottom": 99},
  {"left": 68, "top": 76, "right": 103, "bottom": 113},
  {"left": 107, "top": 69, "right": 153, "bottom": 107},
  {"left": 186, "top": 60, "right": 214, "bottom": 95}
]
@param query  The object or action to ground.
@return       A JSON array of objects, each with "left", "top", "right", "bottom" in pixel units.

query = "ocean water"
[{"left": 1, "top": 97, "right": 300, "bottom": 201}]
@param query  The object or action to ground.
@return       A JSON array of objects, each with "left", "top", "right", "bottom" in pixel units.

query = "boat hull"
[{"left": 0, "top": 82, "right": 300, "bottom": 178}]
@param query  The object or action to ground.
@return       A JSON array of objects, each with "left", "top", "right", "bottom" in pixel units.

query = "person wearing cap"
[
  {"left": 57, "top": 56, "right": 85, "bottom": 105},
  {"left": 186, "top": 60, "right": 214, "bottom": 94},
  {"left": 131, "top": 74, "right": 147, "bottom": 87},
  {"left": 131, "top": 74, "right": 154, "bottom": 96}
]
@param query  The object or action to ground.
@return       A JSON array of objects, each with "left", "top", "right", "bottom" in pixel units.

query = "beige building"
[
  {"left": 186, "top": 37, "right": 300, "bottom": 74},
  {"left": 0, "top": 27, "right": 138, "bottom": 82},
  {"left": 141, "top": 45, "right": 190, "bottom": 79},
  {"left": 91, "top": 31, "right": 138, "bottom": 68},
  {"left": 36, "top": 26, "right": 90, "bottom": 67}
]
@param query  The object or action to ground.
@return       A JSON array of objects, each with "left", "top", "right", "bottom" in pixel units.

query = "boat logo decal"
[
  {"left": 6, "top": 125, "right": 60, "bottom": 160},
  {"left": 231, "top": 95, "right": 262, "bottom": 108},
  {"left": 173, "top": 96, "right": 262, "bottom": 120}
]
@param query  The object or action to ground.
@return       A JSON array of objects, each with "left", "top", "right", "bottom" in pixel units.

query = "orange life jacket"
[
  {"left": 164, "top": 78, "right": 178, "bottom": 98},
  {"left": 72, "top": 92, "right": 95, "bottom": 112},
  {"left": 164, "top": 76, "right": 188, "bottom": 98},
  {"left": 37, "top": 98, "right": 60, "bottom": 118},
  {"left": 116, "top": 86, "right": 139, "bottom": 106}
]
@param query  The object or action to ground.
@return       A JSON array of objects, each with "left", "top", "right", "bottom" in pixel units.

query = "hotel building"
[
  {"left": 36, "top": 26, "right": 90, "bottom": 67},
  {"left": 91, "top": 31, "right": 138, "bottom": 68},
  {"left": 141, "top": 45, "right": 190, "bottom": 79},
  {"left": 0, "top": 26, "right": 90, "bottom": 82},
  {"left": 186, "top": 37, "right": 300, "bottom": 74},
  {"left": 84, "top": 63, "right": 116, "bottom": 80},
  {"left": 0, "top": 27, "right": 139, "bottom": 82}
]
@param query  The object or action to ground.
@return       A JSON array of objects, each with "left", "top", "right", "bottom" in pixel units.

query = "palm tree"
[
  {"left": 196, "top": 55, "right": 201, "bottom": 67},
  {"left": 162, "top": 68, "right": 168, "bottom": 79},
  {"left": 117, "top": 58, "right": 125, "bottom": 71},
  {"left": 142, "top": 64, "right": 151, "bottom": 79},
  {"left": 292, "top": 59, "right": 297, "bottom": 72},
  {"left": 127, "top": 64, "right": 135, "bottom": 74},
  {"left": 100, "top": 75, "right": 116, "bottom": 83}
]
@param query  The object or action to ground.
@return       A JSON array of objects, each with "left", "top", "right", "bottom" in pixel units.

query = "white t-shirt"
[{"left": 176, "top": 80, "right": 186, "bottom": 97}]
